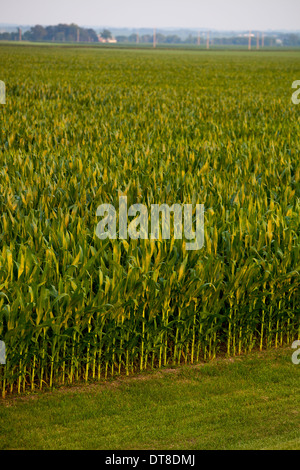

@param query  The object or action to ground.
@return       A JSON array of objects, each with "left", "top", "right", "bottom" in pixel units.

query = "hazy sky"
[{"left": 1, "top": 0, "right": 299, "bottom": 30}]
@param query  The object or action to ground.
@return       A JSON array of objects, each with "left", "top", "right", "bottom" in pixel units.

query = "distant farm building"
[{"left": 97, "top": 36, "right": 117, "bottom": 43}]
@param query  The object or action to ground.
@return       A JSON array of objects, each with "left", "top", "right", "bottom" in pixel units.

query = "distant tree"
[
  {"left": 115, "top": 35, "right": 128, "bottom": 43},
  {"left": 184, "top": 34, "right": 197, "bottom": 44},
  {"left": 156, "top": 33, "right": 166, "bottom": 43},
  {"left": 44, "top": 25, "right": 55, "bottom": 40},
  {"left": 101, "top": 29, "right": 112, "bottom": 40},
  {"left": 141, "top": 34, "right": 152, "bottom": 43},
  {"left": 28, "top": 25, "right": 47, "bottom": 41},
  {"left": 22, "top": 23, "right": 98, "bottom": 43},
  {"left": 165, "top": 35, "right": 181, "bottom": 44},
  {"left": 127, "top": 34, "right": 138, "bottom": 43},
  {"left": 284, "top": 34, "right": 300, "bottom": 46},
  {"left": 0, "top": 32, "right": 11, "bottom": 40},
  {"left": 87, "top": 28, "right": 98, "bottom": 42},
  {"left": 55, "top": 31, "right": 65, "bottom": 42}
]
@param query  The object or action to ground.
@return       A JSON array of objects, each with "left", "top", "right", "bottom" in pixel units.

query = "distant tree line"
[
  {"left": 115, "top": 33, "right": 184, "bottom": 44},
  {"left": 0, "top": 24, "right": 98, "bottom": 42},
  {"left": 212, "top": 34, "right": 300, "bottom": 47},
  {"left": 115, "top": 32, "right": 300, "bottom": 46},
  {"left": 1, "top": 26, "right": 300, "bottom": 47},
  {"left": 0, "top": 31, "right": 19, "bottom": 41}
]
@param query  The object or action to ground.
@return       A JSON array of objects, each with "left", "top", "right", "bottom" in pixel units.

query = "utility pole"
[
  {"left": 256, "top": 32, "right": 259, "bottom": 49},
  {"left": 136, "top": 32, "right": 139, "bottom": 44},
  {"left": 262, "top": 32, "right": 264, "bottom": 48},
  {"left": 248, "top": 30, "right": 252, "bottom": 50},
  {"left": 197, "top": 31, "right": 200, "bottom": 46},
  {"left": 206, "top": 31, "right": 209, "bottom": 49},
  {"left": 18, "top": 27, "right": 22, "bottom": 41},
  {"left": 153, "top": 28, "right": 156, "bottom": 48},
  {"left": 77, "top": 28, "right": 79, "bottom": 43}
]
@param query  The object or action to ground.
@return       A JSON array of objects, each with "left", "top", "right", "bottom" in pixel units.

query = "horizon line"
[{"left": 1, "top": 23, "right": 300, "bottom": 33}]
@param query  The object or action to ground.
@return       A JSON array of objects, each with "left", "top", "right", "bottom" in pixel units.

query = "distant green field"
[
  {"left": 0, "top": 46, "right": 299, "bottom": 397},
  {"left": 1, "top": 40, "right": 300, "bottom": 51}
]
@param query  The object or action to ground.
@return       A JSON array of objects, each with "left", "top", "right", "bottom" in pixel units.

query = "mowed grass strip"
[{"left": 0, "top": 347, "right": 299, "bottom": 450}]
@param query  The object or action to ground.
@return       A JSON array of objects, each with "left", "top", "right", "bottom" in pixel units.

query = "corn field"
[{"left": 0, "top": 46, "right": 299, "bottom": 397}]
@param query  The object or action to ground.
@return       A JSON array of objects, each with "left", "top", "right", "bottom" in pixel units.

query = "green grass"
[{"left": 1, "top": 347, "right": 299, "bottom": 450}]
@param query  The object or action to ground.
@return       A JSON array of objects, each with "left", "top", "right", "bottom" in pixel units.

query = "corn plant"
[{"left": 0, "top": 46, "right": 299, "bottom": 397}]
